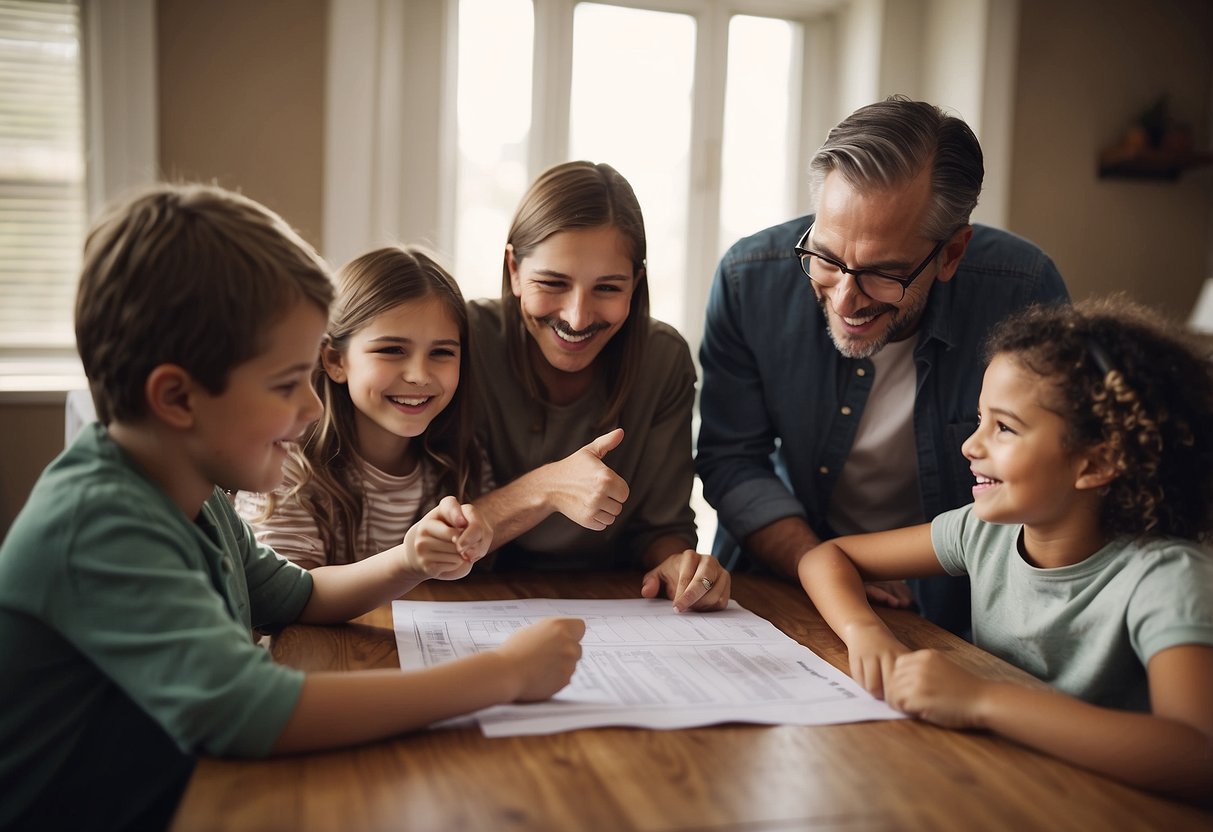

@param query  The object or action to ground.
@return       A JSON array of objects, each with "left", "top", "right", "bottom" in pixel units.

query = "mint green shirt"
[
  {"left": 932, "top": 504, "right": 1213, "bottom": 710},
  {"left": 0, "top": 424, "right": 313, "bottom": 827}
]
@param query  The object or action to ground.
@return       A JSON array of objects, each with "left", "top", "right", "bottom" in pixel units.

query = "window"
[
  {"left": 451, "top": 0, "right": 533, "bottom": 304},
  {"left": 566, "top": 4, "right": 696, "bottom": 330},
  {"left": 0, "top": 0, "right": 86, "bottom": 352},
  {"left": 718, "top": 14, "right": 799, "bottom": 257},
  {"left": 452, "top": 0, "right": 818, "bottom": 344}
]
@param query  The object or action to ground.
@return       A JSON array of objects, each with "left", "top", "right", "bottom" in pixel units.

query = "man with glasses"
[{"left": 696, "top": 97, "right": 1068, "bottom": 637}]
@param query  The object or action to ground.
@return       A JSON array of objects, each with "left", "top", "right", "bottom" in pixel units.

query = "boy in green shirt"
[{"left": 0, "top": 184, "right": 584, "bottom": 830}]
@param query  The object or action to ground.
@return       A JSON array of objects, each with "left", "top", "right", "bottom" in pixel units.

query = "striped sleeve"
[{"left": 234, "top": 462, "right": 328, "bottom": 569}]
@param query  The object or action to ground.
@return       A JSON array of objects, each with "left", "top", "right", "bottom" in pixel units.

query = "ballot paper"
[{"left": 392, "top": 597, "right": 903, "bottom": 736}]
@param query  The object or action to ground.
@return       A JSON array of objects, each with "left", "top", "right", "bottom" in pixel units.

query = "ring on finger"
[{"left": 701, "top": 577, "right": 713, "bottom": 591}]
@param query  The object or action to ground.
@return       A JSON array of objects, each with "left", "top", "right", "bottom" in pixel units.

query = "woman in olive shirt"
[{"left": 470, "top": 161, "right": 730, "bottom": 612}]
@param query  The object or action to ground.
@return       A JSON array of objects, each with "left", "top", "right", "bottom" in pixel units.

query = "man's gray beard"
[{"left": 817, "top": 289, "right": 928, "bottom": 360}]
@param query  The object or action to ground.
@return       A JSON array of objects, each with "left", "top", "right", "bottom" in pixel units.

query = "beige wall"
[
  {"left": 158, "top": 0, "right": 327, "bottom": 245},
  {"left": 1009, "top": 0, "right": 1213, "bottom": 319},
  {"left": 0, "top": 403, "right": 65, "bottom": 536}
]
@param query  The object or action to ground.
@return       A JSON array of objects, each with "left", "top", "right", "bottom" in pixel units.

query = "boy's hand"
[
  {"left": 841, "top": 621, "right": 911, "bottom": 700},
  {"left": 402, "top": 496, "right": 488, "bottom": 582},
  {"left": 496, "top": 617, "right": 586, "bottom": 701},
  {"left": 886, "top": 649, "right": 989, "bottom": 730},
  {"left": 546, "top": 429, "right": 630, "bottom": 531},
  {"left": 640, "top": 550, "right": 730, "bottom": 613}
]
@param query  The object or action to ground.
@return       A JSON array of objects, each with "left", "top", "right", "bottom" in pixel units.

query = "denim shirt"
[{"left": 696, "top": 214, "right": 1069, "bottom": 635}]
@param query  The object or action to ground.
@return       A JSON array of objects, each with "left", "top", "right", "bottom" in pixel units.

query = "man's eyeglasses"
[{"left": 794, "top": 223, "right": 948, "bottom": 304}]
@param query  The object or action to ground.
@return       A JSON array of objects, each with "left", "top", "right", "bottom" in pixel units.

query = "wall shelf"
[{"left": 1098, "top": 147, "right": 1213, "bottom": 181}]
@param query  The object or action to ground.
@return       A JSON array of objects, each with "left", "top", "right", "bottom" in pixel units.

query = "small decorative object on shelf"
[{"left": 1098, "top": 95, "right": 1212, "bottom": 181}]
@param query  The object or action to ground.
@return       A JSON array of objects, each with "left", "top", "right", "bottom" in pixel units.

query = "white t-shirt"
[{"left": 827, "top": 336, "right": 924, "bottom": 536}]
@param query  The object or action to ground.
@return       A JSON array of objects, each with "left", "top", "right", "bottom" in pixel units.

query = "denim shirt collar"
[{"left": 918, "top": 278, "right": 959, "bottom": 352}]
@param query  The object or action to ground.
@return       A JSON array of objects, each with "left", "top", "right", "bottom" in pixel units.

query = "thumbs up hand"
[
  {"left": 583, "top": 427, "right": 624, "bottom": 460},
  {"left": 545, "top": 428, "right": 630, "bottom": 530}
]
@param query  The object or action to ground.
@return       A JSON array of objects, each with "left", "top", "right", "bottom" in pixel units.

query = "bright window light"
[
  {"left": 0, "top": 0, "right": 86, "bottom": 350},
  {"left": 568, "top": 3, "right": 695, "bottom": 333},
  {"left": 719, "top": 14, "right": 798, "bottom": 256},
  {"left": 453, "top": 0, "right": 534, "bottom": 304}
]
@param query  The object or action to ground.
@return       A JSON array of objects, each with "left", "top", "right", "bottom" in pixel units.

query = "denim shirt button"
[
  {"left": 840, "top": 406, "right": 852, "bottom": 416},
  {"left": 818, "top": 465, "right": 829, "bottom": 475},
  {"left": 855, "top": 368, "right": 866, "bottom": 377}
]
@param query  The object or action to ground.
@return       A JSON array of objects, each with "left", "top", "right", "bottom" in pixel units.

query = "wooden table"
[{"left": 171, "top": 572, "right": 1211, "bottom": 831}]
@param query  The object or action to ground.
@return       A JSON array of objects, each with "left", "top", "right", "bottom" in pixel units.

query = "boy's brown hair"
[{"left": 75, "top": 183, "right": 334, "bottom": 424}]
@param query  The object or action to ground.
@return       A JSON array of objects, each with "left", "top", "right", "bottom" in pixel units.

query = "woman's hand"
[
  {"left": 545, "top": 429, "right": 630, "bottom": 531},
  {"left": 641, "top": 550, "right": 731, "bottom": 612}
]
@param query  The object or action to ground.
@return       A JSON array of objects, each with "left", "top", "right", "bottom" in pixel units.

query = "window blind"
[{"left": 0, "top": 0, "right": 84, "bottom": 350}]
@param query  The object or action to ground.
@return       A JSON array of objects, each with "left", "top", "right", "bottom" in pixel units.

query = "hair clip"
[{"left": 1084, "top": 336, "right": 1115, "bottom": 378}]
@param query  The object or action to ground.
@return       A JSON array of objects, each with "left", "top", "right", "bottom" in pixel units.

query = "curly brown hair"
[{"left": 984, "top": 296, "right": 1213, "bottom": 541}]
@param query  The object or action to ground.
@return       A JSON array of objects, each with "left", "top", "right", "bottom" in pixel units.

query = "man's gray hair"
[{"left": 809, "top": 95, "right": 983, "bottom": 240}]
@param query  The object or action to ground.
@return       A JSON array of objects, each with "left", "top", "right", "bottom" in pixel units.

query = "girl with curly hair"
[{"left": 797, "top": 296, "right": 1213, "bottom": 803}]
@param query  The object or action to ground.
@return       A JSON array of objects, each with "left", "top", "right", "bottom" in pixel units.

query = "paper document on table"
[{"left": 392, "top": 597, "right": 903, "bottom": 736}]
